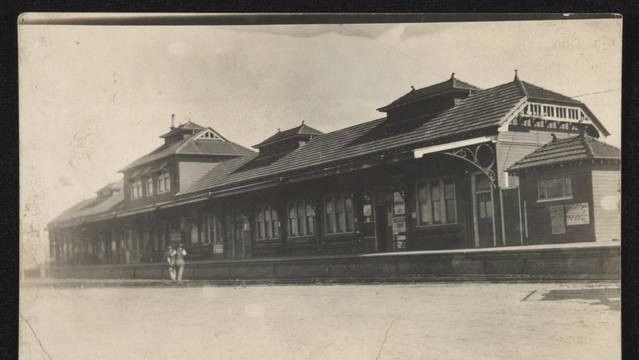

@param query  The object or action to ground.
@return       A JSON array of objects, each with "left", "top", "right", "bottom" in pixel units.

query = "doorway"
[
  {"left": 229, "top": 211, "right": 250, "bottom": 258},
  {"left": 375, "top": 205, "right": 392, "bottom": 252},
  {"left": 472, "top": 173, "right": 496, "bottom": 247}
]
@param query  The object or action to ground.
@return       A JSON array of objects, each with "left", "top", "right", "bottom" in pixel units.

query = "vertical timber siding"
[{"left": 591, "top": 170, "right": 621, "bottom": 242}]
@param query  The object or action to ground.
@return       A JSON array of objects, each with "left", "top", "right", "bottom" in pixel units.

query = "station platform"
[{"left": 46, "top": 241, "right": 620, "bottom": 283}]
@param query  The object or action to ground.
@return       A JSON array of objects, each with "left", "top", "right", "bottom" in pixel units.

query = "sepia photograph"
[{"left": 19, "top": 14, "right": 621, "bottom": 359}]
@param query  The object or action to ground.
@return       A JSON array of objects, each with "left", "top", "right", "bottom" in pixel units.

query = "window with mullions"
[
  {"left": 538, "top": 177, "right": 572, "bottom": 201},
  {"left": 287, "top": 199, "right": 316, "bottom": 237},
  {"left": 256, "top": 205, "right": 280, "bottom": 241},
  {"left": 417, "top": 178, "right": 457, "bottom": 225},
  {"left": 157, "top": 171, "right": 171, "bottom": 194},
  {"left": 203, "top": 214, "right": 223, "bottom": 244},
  {"left": 131, "top": 179, "right": 143, "bottom": 200},
  {"left": 144, "top": 177, "right": 153, "bottom": 197},
  {"left": 324, "top": 194, "right": 354, "bottom": 234}
]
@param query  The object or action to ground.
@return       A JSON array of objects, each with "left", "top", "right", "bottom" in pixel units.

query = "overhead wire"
[
  {"left": 340, "top": 24, "right": 432, "bottom": 76},
  {"left": 571, "top": 88, "right": 620, "bottom": 98}
]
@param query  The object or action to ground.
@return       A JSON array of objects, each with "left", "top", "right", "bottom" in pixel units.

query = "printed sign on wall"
[
  {"left": 549, "top": 205, "right": 566, "bottom": 235},
  {"left": 393, "top": 191, "right": 405, "bottom": 215},
  {"left": 213, "top": 244, "right": 224, "bottom": 254},
  {"left": 566, "top": 203, "right": 590, "bottom": 225},
  {"left": 392, "top": 218, "right": 406, "bottom": 235},
  {"left": 395, "top": 235, "right": 407, "bottom": 250}
]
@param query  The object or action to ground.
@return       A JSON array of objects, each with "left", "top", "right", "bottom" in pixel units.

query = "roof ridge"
[
  {"left": 516, "top": 79, "right": 529, "bottom": 97},
  {"left": 520, "top": 80, "right": 582, "bottom": 104}
]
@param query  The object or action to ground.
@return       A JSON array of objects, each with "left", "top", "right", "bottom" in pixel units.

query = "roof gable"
[
  {"left": 508, "top": 134, "right": 620, "bottom": 172},
  {"left": 122, "top": 127, "right": 254, "bottom": 172},
  {"left": 159, "top": 121, "right": 206, "bottom": 138}
]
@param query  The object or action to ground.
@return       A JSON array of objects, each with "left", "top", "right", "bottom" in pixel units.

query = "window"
[
  {"left": 145, "top": 177, "right": 153, "bottom": 197},
  {"left": 324, "top": 194, "right": 354, "bottom": 234},
  {"left": 345, "top": 197, "right": 354, "bottom": 232},
  {"left": 157, "top": 171, "right": 171, "bottom": 194},
  {"left": 203, "top": 214, "right": 222, "bottom": 244},
  {"left": 538, "top": 177, "right": 573, "bottom": 201},
  {"left": 305, "top": 203, "right": 315, "bottom": 235},
  {"left": 255, "top": 205, "right": 280, "bottom": 240},
  {"left": 444, "top": 180, "right": 456, "bottom": 222},
  {"left": 431, "top": 181, "right": 442, "bottom": 223},
  {"left": 417, "top": 178, "right": 457, "bottom": 225},
  {"left": 287, "top": 199, "right": 316, "bottom": 237},
  {"left": 288, "top": 205, "right": 298, "bottom": 236},
  {"left": 131, "top": 179, "right": 143, "bottom": 200}
]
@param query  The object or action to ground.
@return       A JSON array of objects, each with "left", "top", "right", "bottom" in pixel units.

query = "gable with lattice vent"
[{"left": 195, "top": 129, "right": 225, "bottom": 141}]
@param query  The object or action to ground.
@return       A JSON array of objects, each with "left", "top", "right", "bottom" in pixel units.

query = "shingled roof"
[
  {"left": 377, "top": 76, "right": 481, "bottom": 112},
  {"left": 122, "top": 127, "right": 254, "bottom": 171},
  {"left": 518, "top": 81, "right": 581, "bottom": 105},
  {"left": 49, "top": 180, "right": 124, "bottom": 227},
  {"left": 181, "top": 78, "right": 612, "bottom": 196},
  {"left": 508, "top": 134, "right": 620, "bottom": 173},
  {"left": 181, "top": 79, "right": 531, "bottom": 195},
  {"left": 254, "top": 122, "right": 324, "bottom": 148}
]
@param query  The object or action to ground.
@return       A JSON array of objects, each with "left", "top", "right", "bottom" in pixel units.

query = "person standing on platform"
[
  {"left": 175, "top": 243, "right": 187, "bottom": 283},
  {"left": 166, "top": 245, "right": 177, "bottom": 281}
]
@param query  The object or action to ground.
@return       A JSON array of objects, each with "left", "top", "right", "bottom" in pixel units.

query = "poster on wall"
[
  {"left": 392, "top": 217, "right": 406, "bottom": 234},
  {"left": 549, "top": 205, "right": 566, "bottom": 235},
  {"left": 213, "top": 244, "right": 224, "bottom": 254},
  {"left": 396, "top": 235, "right": 407, "bottom": 250},
  {"left": 565, "top": 203, "right": 590, "bottom": 225},
  {"left": 393, "top": 191, "right": 405, "bottom": 215},
  {"left": 363, "top": 204, "right": 372, "bottom": 217}
]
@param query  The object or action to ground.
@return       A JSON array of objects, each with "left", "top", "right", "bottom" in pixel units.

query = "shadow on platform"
[{"left": 540, "top": 288, "right": 620, "bottom": 311}]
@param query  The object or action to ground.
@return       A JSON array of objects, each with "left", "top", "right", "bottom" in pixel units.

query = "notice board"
[
  {"left": 565, "top": 202, "right": 590, "bottom": 225},
  {"left": 549, "top": 205, "right": 566, "bottom": 235}
]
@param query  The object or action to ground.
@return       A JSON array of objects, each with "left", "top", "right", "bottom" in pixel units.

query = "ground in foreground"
[{"left": 20, "top": 281, "right": 619, "bottom": 360}]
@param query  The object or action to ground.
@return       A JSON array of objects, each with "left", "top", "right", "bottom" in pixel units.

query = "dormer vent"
[
  {"left": 377, "top": 75, "right": 481, "bottom": 129},
  {"left": 253, "top": 122, "right": 323, "bottom": 156}
]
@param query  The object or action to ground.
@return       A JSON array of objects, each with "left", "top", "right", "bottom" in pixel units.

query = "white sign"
[
  {"left": 395, "top": 235, "right": 407, "bottom": 249},
  {"left": 549, "top": 205, "right": 566, "bottom": 235},
  {"left": 566, "top": 203, "right": 590, "bottom": 225},
  {"left": 213, "top": 244, "right": 224, "bottom": 254},
  {"left": 363, "top": 204, "right": 372, "bottom": 217},
  {"left": 392, "top": 218, "right": 406, "bottom": 234}
]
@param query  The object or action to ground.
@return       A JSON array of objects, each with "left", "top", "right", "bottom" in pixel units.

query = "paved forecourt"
[{"left": 20, "top": 282, "right": 619, "bottom": 360}]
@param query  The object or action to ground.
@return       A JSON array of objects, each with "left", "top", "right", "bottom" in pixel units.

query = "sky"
[{"left": 18, "top": 18, "right": 622, "bottom": 268}]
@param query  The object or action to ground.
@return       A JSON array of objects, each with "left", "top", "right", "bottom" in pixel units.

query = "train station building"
[{"left": 48, "top": 73, "right": 620, "bottom": 267}]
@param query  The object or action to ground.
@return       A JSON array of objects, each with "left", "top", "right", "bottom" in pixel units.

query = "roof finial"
[
  {"left": 451, "top": 72, "right": 455, "bottom": 80},
  {"left": 170, "top": 113, "right": 176, "bottom": 130},
  {"left": 301, "top": 120, "right": 305, "bottom": 125},
  {"left": 277, "top": 128, "right": 281, "bottom": 132},
  {"left": 514, "top": 69, "right": 519, "bottom": 81},
  {"left": 410, "top": 85, "right": 415, "bottom": 91}
]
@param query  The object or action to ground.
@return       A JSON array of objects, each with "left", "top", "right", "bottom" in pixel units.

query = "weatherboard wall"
[{"left": 591, "top": 166, "right": 621, "bottom": 242}]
